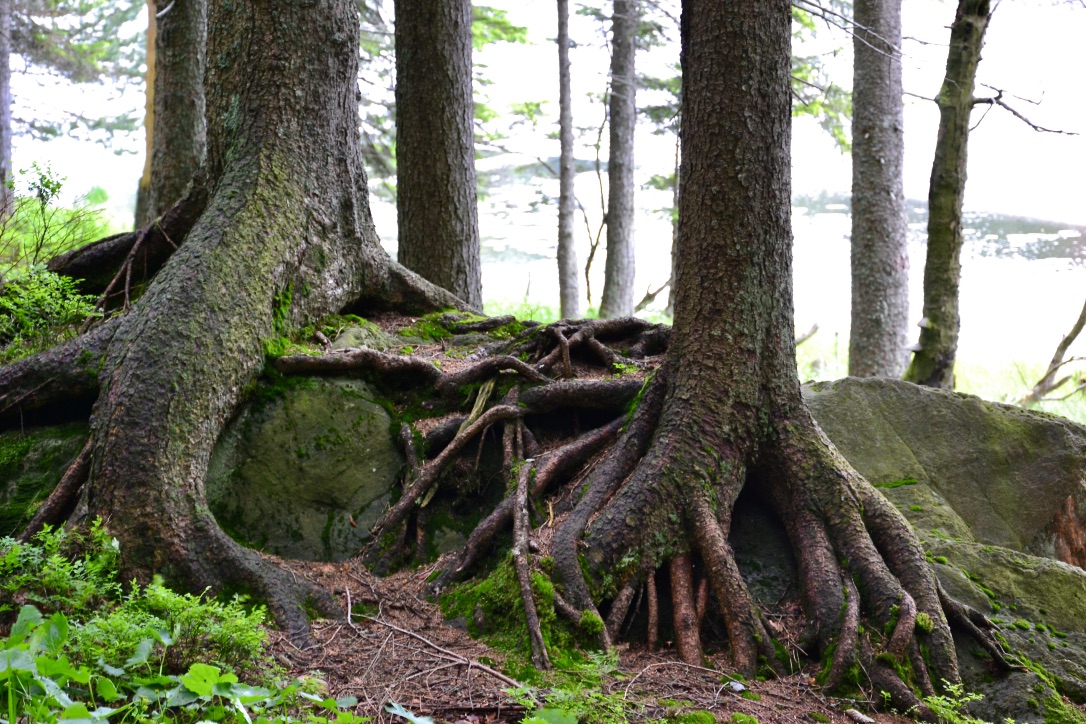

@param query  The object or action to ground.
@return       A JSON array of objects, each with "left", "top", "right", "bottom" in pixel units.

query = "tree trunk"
[
  {"left": 598, "top": 0, "right": 636, "bottom": 319},
  {"left": 903, "top": 0, "right": 991, "bottom": 389},
  {"left": 0, "top": 0, "right": 13, "bottom": 219},
  {"left": 133, "top": 0, "right": 155, "bottom": 228},
  {"left": 7, "top": 0, "right": 461, "bottom": 640},
  {"left": 848, "top": 0, "right": 908, "bottom": 378},
  {"left": 538, "top": 0, "right": 972, "bottom": 710},
  {"left": 394, "top": 0, "right": 482, "bottom": 310},
  {"left": 145, "top": 0, "right": 207, "bottom": 222},
  {"left": 556, "top": 0, "right": 579, "bottom": 320}
]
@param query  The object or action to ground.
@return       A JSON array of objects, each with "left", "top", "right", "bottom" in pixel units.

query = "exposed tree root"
[
  {"left": 512, "top": 460, "right": 550, "bottom": 669},
  {"left": 19, "top": 438, "right": 93, "bottom": 541},
  {"left": 49, "top": 177, "right": 209, "bottom": 296},
  {"left": 0, "top": 318, "right": 118, "bottom": 422},
  {"left": 670, "top": 554, "right": 702, "bottom": 665}
]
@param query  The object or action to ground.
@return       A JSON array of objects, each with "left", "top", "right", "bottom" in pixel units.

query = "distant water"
[{"left": 371, "top": 168, "right": 1086, "bottom": 366}]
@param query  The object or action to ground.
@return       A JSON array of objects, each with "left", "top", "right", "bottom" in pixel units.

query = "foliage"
[
  {"left": 0, "top": 164, "right": 116, "bottom": 280},
  {"left": 920, "top": 680, "right": 987, "bottom": 724},
  {"left": 13, "top": 0, "right": 145, "bottom": 145},
  {"left": 0, "top": 604, "right": 368, "bottom": 724},
  {"left": 0, "top": 520, "right": 121, "bottom": 620},
  {"left": 0, "top": 164, "right": 113, "bottom": 363},
  {"left": 505, "top": 652, "right": 639, "bottom": 724},
  {"left": 0, "top": 523, "right": 268, "bottom": 680}
]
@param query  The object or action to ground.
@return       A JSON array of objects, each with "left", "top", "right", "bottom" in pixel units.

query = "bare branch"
[{"left": 972, "top": 90, "right": 1079, "bottom": 136}]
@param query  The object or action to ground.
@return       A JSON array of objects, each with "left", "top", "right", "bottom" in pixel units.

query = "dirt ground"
[
  {"left": 260, "top": 314, "right": 918, "bottom": 724},
  {"left": 269, "top": 557, "right": 916, "bottom": 724}
]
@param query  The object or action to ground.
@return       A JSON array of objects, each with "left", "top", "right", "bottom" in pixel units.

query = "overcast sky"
[{"left": 12, "top": 1, "right": 1085, "bottom": 227}]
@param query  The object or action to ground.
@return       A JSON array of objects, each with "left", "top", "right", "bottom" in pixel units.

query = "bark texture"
[
  {"left": 598, "top": 0, "right": 636, "bottom": 319},
  {"left": 133, "top": 0, "right": 155, "bottom": 227},
  {"left": 904, "top": 0, "right": 991, "bottom": 389},
  {"left": 394, "top": 0, "right": 482, "bottom": 310},
  {"left": 145, "top": 0, "right": 207, "bottom": 222},
  {"left": 556, "top": 0, "right": 580, "bottom": 319},
  {"left": 849, "top": 0, "right": 908, "bottom": 378},
  {"left": 0, "top": 0, "right": 12, "bottom": 218},
  {"left": 8, "top": 0, "right": 461, "bottom": 641}
]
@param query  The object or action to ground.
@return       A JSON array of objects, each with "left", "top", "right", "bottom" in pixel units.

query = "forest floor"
[
  {"left": 256, "top": 313, "right": 921, "bottom": 724},
  {"left": 268, "top": 557, "right": 916, "bottom": 724}
]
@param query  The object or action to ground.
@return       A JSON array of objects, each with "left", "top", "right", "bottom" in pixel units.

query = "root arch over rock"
[{"left": 266, "top": 313, "right": 1010, "bottom": 714}]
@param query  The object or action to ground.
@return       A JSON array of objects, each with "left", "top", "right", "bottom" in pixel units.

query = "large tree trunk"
[
  {"left": 8, "top": 0, "right": 460, "bottom": 640},
  {"left": 145, "top": 0, "right": 207, "bottom": 223},
  {"left": 394, "top": 0, "right": 482, "bottom": 310},
  {"left": 903, "top": 0, "right": 991, "bottom": 389},
  {"left": 598, "top": 0, "right": 636, "bottom": 319},
  {"left": 556, "top": 0, "right": 580, "bottom": 320},
  {"left": 530, "top": 0, "right": 975, "bottom": 712},
  {"left": 0, "top": 0, "right": 12, "bottom": 219},
  {"left": 848, "top": 0, "right": 909, "bottom": 378}
]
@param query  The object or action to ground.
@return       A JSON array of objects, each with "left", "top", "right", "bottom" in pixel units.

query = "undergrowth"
[{"left": 0, "top": 522, "right": 367, "bottom": 724}]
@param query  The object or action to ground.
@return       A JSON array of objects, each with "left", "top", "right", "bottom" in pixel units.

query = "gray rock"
[
  {"left": 207, "top": 378, "right": 403, "bottom": 561},
  {"left": 0, "top": 423, "right": 88, "bottom": 537},
  {"left": 330, "top": 323, "right": 399, "bottom": 351},
  {"left": 805, "top": 378, "right": 1086, "bottom": 722}
]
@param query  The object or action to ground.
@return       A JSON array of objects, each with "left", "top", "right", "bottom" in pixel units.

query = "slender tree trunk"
[
  {"left": 0, "top": 0, "right": 13, "bottom": 220},
  {"left": 599, "top": 0, "right": 636, "bottom": 319},
  {"left": 145, "top": 0, "right": 206, "bottom": 222},
  {"left": 904, "top": 0, "right": 991, "bottom": 389},
  {"left": 134, "top": 1, "right": 155, "bottom": 228},
  {"left": 849, "top": 0, "right": 908, "bottom": 378},
  {"left": 557, "top": 0, "right": 580, "bottom": 319},
  {"left": 394, "top": 0, "right": 482, "bottom": 309}
]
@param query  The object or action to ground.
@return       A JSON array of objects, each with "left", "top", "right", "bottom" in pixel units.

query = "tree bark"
[
  {"left": 539, "top": 0, "right": 968, "bottom": 709},
  {"left": 133, "top": 0, "right": 155, "bottom": 228},
  {"left": 5, "top": 0, "right": 462, "bottom": 640},
  {"left": 598, "top": 0, "right": 636, "bottom": 319},
  {"left": 0, "top": 0, "right": 13, "bottom": 219},
  {"left": 556, "top": 0, "right": 580, "bottom": 319},
  {"left": 903, "top": 0, "right": 991, "bottom": 389},
  {"left": 144, "top": 0, "right": 207, "bottom": 223},
  {"left": 848, "top": 0, "right": 908, "bottom": 378},
  {"left": 394, "top": 0, "right": 482, "bottom": 310}
]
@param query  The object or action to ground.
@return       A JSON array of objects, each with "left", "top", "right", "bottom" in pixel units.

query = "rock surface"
[
  {"left": 804, "top": 377, "right": 1086, "bottom": 723},
  {"left": 0, "top": 423, "right": 88, "bottom": 537},
  {"left": 206, "top": 378, "right": 403, "bottom": 562}
]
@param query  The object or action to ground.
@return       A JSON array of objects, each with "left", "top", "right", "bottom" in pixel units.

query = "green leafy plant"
[
  {"left": 0, "top": 164, "right": 114, "bottom": 281},
  {"left": 921, "top": 681, "right": 987, "bottom": 724},
  {"left": 1, "top": 604, "right": 368, "bottom": 724}
]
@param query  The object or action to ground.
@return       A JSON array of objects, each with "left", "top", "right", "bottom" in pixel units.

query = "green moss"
[
  {"left": 440, "top": 556, "right": 591, "bottom": 673},
  {"left": 730, "top": 713, "right": 758, "bottom": 724},
  {"left": 933, "top": 555, "right": 949, "bottom": 565},
  {"left": 808, "top": 714, "right": 829, "bottom": 724},
  {"left": 397, "top": 311, "right": 456, "bottom": 342},
  {"left": 873, "top": 478, "right": 918, "bottom": 489},
  {"left": 1012, "top": 618, "right": 1033, "bottom": 630},
  {"left": 579, "top": 609, "right": 604, "bottom": 635},
  {"left": 0, "top": 424, "right": 89, "bottom": 536},
  {"left": 739, "top": 691, "right": 761, "bottom": 702},
  {"left": 916, "top": 611, "right": 935, "bottom": 634},
  {"left": 1042, "top": 694, "right": 1086, "bottom": 724},
  {"left": 670, "top": 710, "right": 715, "bottom": 724}
]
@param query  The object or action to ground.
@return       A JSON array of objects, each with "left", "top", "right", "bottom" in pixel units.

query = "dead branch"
[
  {"left": 972, "top": 90, "right": 1079, "bottom": 136},
  {"left": 511, "top": 460, "right": 550, "bottom": 669},
  {"left": 1019, "top": 296, "right": 1086, "bottom": 407}
]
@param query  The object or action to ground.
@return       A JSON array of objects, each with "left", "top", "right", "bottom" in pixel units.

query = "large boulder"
[
  {"left": 206, "top": 378, "right": 403, "bottom": 562},
  {"left": 805, "top": 378, "right": 1086, "bottom": 723},
  {"left": 0, "top": 423, "right": 88, "bottom": 537}
]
